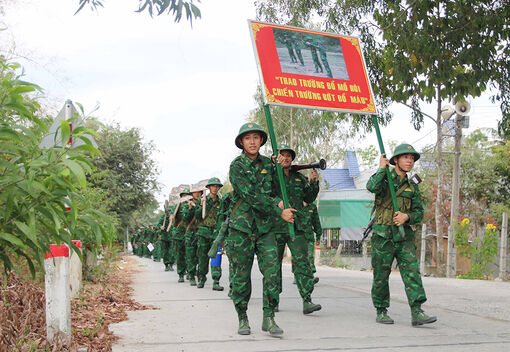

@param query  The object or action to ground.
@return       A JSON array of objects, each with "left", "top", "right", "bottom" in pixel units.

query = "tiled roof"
[
  {"left": 320, "top": 169, "right": 356, "bottom": 190},
  {"left": 345, "top": 150, "right": 360, "bottom": 177}
]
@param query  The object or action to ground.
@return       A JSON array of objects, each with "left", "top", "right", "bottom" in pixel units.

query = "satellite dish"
[
  {"left": 454, "top": 100, "right": 471, "bottom": 116},
  {"left": 441, "top": 105, "right": 455, "bottom": 120}
]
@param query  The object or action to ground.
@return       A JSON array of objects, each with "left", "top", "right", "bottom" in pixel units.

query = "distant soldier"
[
  {"left": 183, "top": 186, "right": 203, "bottom": 286},
  {"left": 367, "top": 144, "right": 436, "bottom": 326},
  {"left": 315, "top": 39, "right": 333, "bottom": 78},
  {"left": 272, "top": 144, "right": 321, "bottom": 315},
  {"left": 291, "top": 34, "right": 304, "bottom": 66},
  {"left": 282, "top": 33, "right": 298, "bottom": 63},
  {"left": 152, "top": 222, "right": 162, "bottom": 262},
  {"left": 160, "top": 204, "right": 175, "bottom": 271},
  {"left": 195, "top": 177, "right": 224, "bottom": 290},
  {"left": 171, "top": 188, "right": 191, "bottom": 282},
  {"left": 227, "top": 122, "right": 295, "bottom": 336},
  {"left": 305, "top": 36, "right": 323, "bottom": 73}
]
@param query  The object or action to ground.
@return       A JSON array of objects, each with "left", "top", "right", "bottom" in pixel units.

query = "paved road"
[{"left": 111, "top": 255, "right": 510, "bottom": 352}]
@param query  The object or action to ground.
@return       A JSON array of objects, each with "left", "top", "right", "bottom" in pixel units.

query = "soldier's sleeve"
[
  {"left": 366, "top": 168, "right": 387, "bottom": 196},
  {"left": 182, "top": 204, "right": 191, "bottom": 223},
  {"left": 194, "top": 201, "right": 204, "bottom": 220},
  {"left": 303, "top": 174, "right": 319, "bottom": 204},
  {"left": 311, "top": 205, "right": 323, "bottom": 240},
  {"left": 230, "top": 160, "right": 283, "bottom": 217},
  {"left": 407, "top": 185, "right": 424, "bottom": 225}
]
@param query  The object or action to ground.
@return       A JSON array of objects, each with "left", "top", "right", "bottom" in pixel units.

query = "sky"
[{"left": 1, "top": 0, "right": 503, "bottom": 207}]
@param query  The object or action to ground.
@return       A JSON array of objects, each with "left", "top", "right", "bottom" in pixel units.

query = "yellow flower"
[
  {"left": 461, "top": 218, "right": 470, "bottom": 225},
  {"left": 486, "top": 224, "right": 496, "bottom": 231}
]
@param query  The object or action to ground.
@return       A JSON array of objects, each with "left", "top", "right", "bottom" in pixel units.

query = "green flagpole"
[
  {"left": 371, "top": 115, "right": 406, "bottom": 238},
  {"left": 264, "top": 104, "right": 295, "bottom": 240}
]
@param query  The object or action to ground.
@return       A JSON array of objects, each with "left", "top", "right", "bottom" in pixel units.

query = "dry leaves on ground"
[{"left": 0, "top": 253, "right": 156, "bottom": 352}]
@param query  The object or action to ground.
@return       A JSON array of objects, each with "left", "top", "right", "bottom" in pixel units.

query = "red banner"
[{"left": 249, "top": 20, "right": 377, "bottom": 115}]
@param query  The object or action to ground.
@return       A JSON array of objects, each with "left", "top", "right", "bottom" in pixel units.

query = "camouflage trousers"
[
  {"left": 153, "top": 240, "right": 161, "bottom": 261},
  {"left": 371, "top": 233, "right": 427, "bottom": 309},
  {"left": 307, "top": 240, "right": 316, "bottom": 274},
  {"left": 172, "top": 237, "right": 186, "bottom": 276},
  {"left": 161, "top": 239, "right": 175, "bottom": 266},
  {"left": 197, "top": 235, "right": 222, "bottom": 284},
  {"left": 225, "top": 229, "right": 279, "bottom": 317},
  {"left": 276, "top": 231, "right": 315, "bottom": 302},
  {"left": 185, "top": 231, "right": 199, "bottom": 278}
]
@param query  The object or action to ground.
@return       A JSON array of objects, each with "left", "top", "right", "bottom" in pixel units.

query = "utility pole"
[{"left": 450, "top": 114, "right": 463, "bottom": 225}]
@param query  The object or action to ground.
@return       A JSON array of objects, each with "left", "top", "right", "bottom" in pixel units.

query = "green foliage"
[
  {"left": 455, "top": 219, "right": 499, "bottom": 279},
  {"left": 75, "top": 0, "right": 201, "bottom": 25},
  {"left": 256, "top": 0, "right": 510, "bottom": 135},
  {"left": 0, "top": 57, "right": 117, "bottom": 276},
  {"left": 87, "top": 122, "right": 160, "bottom": 234}
]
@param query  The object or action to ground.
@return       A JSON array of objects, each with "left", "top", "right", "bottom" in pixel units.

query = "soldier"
[
  {"left": 195, "top": 177, "right": 224, "bottom": 290},
  {"left": 315, "top": 39, "right": 333, "bottom": 78},
  {"left": 305, "top": 36, "right": 323, "bottom": 73},
  {"left": 367, "top": 144, "right": 437, "bottom": 326},
  {"left": 291, "top": 34, "right": 304, "bottom": 66},
  {"left": 227, "top": 122, "right": 295, "bottom": 336},
  {"left": 302, "top": 201, "right": 322, "bottom": 284},
  {"left": 272, "top": 144, "right": 321, "bottom": 315},
  {"left": 282, "top": 33, "right": 298, "bottom": 63},
  {"left": 160, "top": 204, "right": 175, "bottom": 271},
  {"left": 184, "top": 186, "right": 203, "bottom": 286},
  {"left": 153, "top": 223, "right": 162, "bottom": 262},
  {"left": 171, "top": 188, "right": 191, "bottom": 282}
]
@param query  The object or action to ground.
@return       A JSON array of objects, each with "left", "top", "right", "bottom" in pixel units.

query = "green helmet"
[
  {"left": 278, "top": 143, "right": 295, "bottom": 160},
  {"left": 235, "top": 122, "right": 268, "bottom": 149},
  {"left": 179, "top": 188, "right": 190, "bottom": 196},
  {"left": 390, "top": 143, "right": 420, "bottom": 165},
  {"left": 306, "top": 36, "right": 313, "bottom": 41},
  {"left": 206, "top": 177, "right": 223, "bottom": 187}
]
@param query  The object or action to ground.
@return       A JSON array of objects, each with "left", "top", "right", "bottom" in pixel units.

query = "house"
[{"left": 318, "top": 151, "right": 374, "bottom": 248}]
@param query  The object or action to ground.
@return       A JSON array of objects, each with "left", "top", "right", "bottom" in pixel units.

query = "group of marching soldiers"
[{"left": 132, "top": 121, "right": 437, "bottom": 336}]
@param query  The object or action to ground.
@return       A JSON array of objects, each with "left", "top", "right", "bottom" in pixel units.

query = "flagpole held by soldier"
[{"left": 367, "top": 143, "right": 437, "bottom": 326}]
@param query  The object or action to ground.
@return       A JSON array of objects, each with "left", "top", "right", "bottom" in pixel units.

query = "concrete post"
[
  {"left": 498, "top": 212, "right": 508, "bottom": 281},
  {"left": 447, "top": 225, "right": 456, "bottom": 278},
  {"left": 420, "top": 224, "right": 426, "bottom": 275},
  {"left": 44, "top": 244, "right": 71, "bottom": 341},
  {"left": 70, "top": 240, "right": 83, "bottom": 299}
]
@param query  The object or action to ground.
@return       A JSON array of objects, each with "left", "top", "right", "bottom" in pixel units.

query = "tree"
[
  {"left": 256, "top": 0, "right": 510, "bottom": 273},
  {"left": 75, "top": 0, "right": 201, "bottom": 25},
  {"left": 0, "top": 57, "right": 116, "bottom": 275},
  {"left": 88, "top": 122, "right": 160, "bottom": 234}
]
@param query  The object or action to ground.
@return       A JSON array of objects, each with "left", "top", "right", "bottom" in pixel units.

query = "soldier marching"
[{"left": 130, "top": 129, "right": 436, "bottom": 338}]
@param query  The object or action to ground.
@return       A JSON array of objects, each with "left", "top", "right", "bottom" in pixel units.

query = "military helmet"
[
  {"left": 306, "top": 36, "right": 313, "bottom": 41},
  {"left": 179, "top": 188, "right": 190, "bottom": 196},
  {"left": 206, "top": 177, "right": 223, "bottom": 188},
  {"left": 235, "top": 122, "right": 268, "bottom": 149},
  {"left": 278, "top": 143, "right": 296, "bottom": 160},
  {"left": 390, "top": 143, "right": 420, "bottom": 165}
]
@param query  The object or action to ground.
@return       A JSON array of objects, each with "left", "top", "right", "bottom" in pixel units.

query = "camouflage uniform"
[
  {"left": 184, "top": 197, "right": 200, "bottom": 282},
  {"left": 227, "top": 152, "right": 282, "bottom": 318},
  {"left": 283, "top": 35, "right": 297, "bottom": 63},
  {"left": 171, "top": 201, "right": 188, "bottom": 280},
  {"left": 195, "top": 193, "right": 223, "bottom": 287},
  {"left": 366, "top": 168, "right": 426, "bottom": 311},
  {"left": 315, "top": 40, "right": 332, "bottom": 78},
  {"left": 291, "top": 35, "right": 304, "bottom": 65},
  {"left": 159, "top": 207, "right": 175, "bottom": 270},
  {"left": 303, "top": 202, "right": 322, "bottom": 274},
  {"left": 305, "top": 38, "right": 323, "bottom": 73},
  {"left": 273, "top": 168, "right": 319, "bottom": 304}
]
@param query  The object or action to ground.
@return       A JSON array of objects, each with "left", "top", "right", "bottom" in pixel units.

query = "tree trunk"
[{"left": 435, "top": 85, "right": 445, "bottom": 274}]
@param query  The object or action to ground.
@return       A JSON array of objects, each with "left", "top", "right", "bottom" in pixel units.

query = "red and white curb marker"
[
  {"left": 70, "top": 240, "right": 83, "bottom": 299},
  {"left": 44, "top": 244, "right": 71, "bottom": 341}
]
